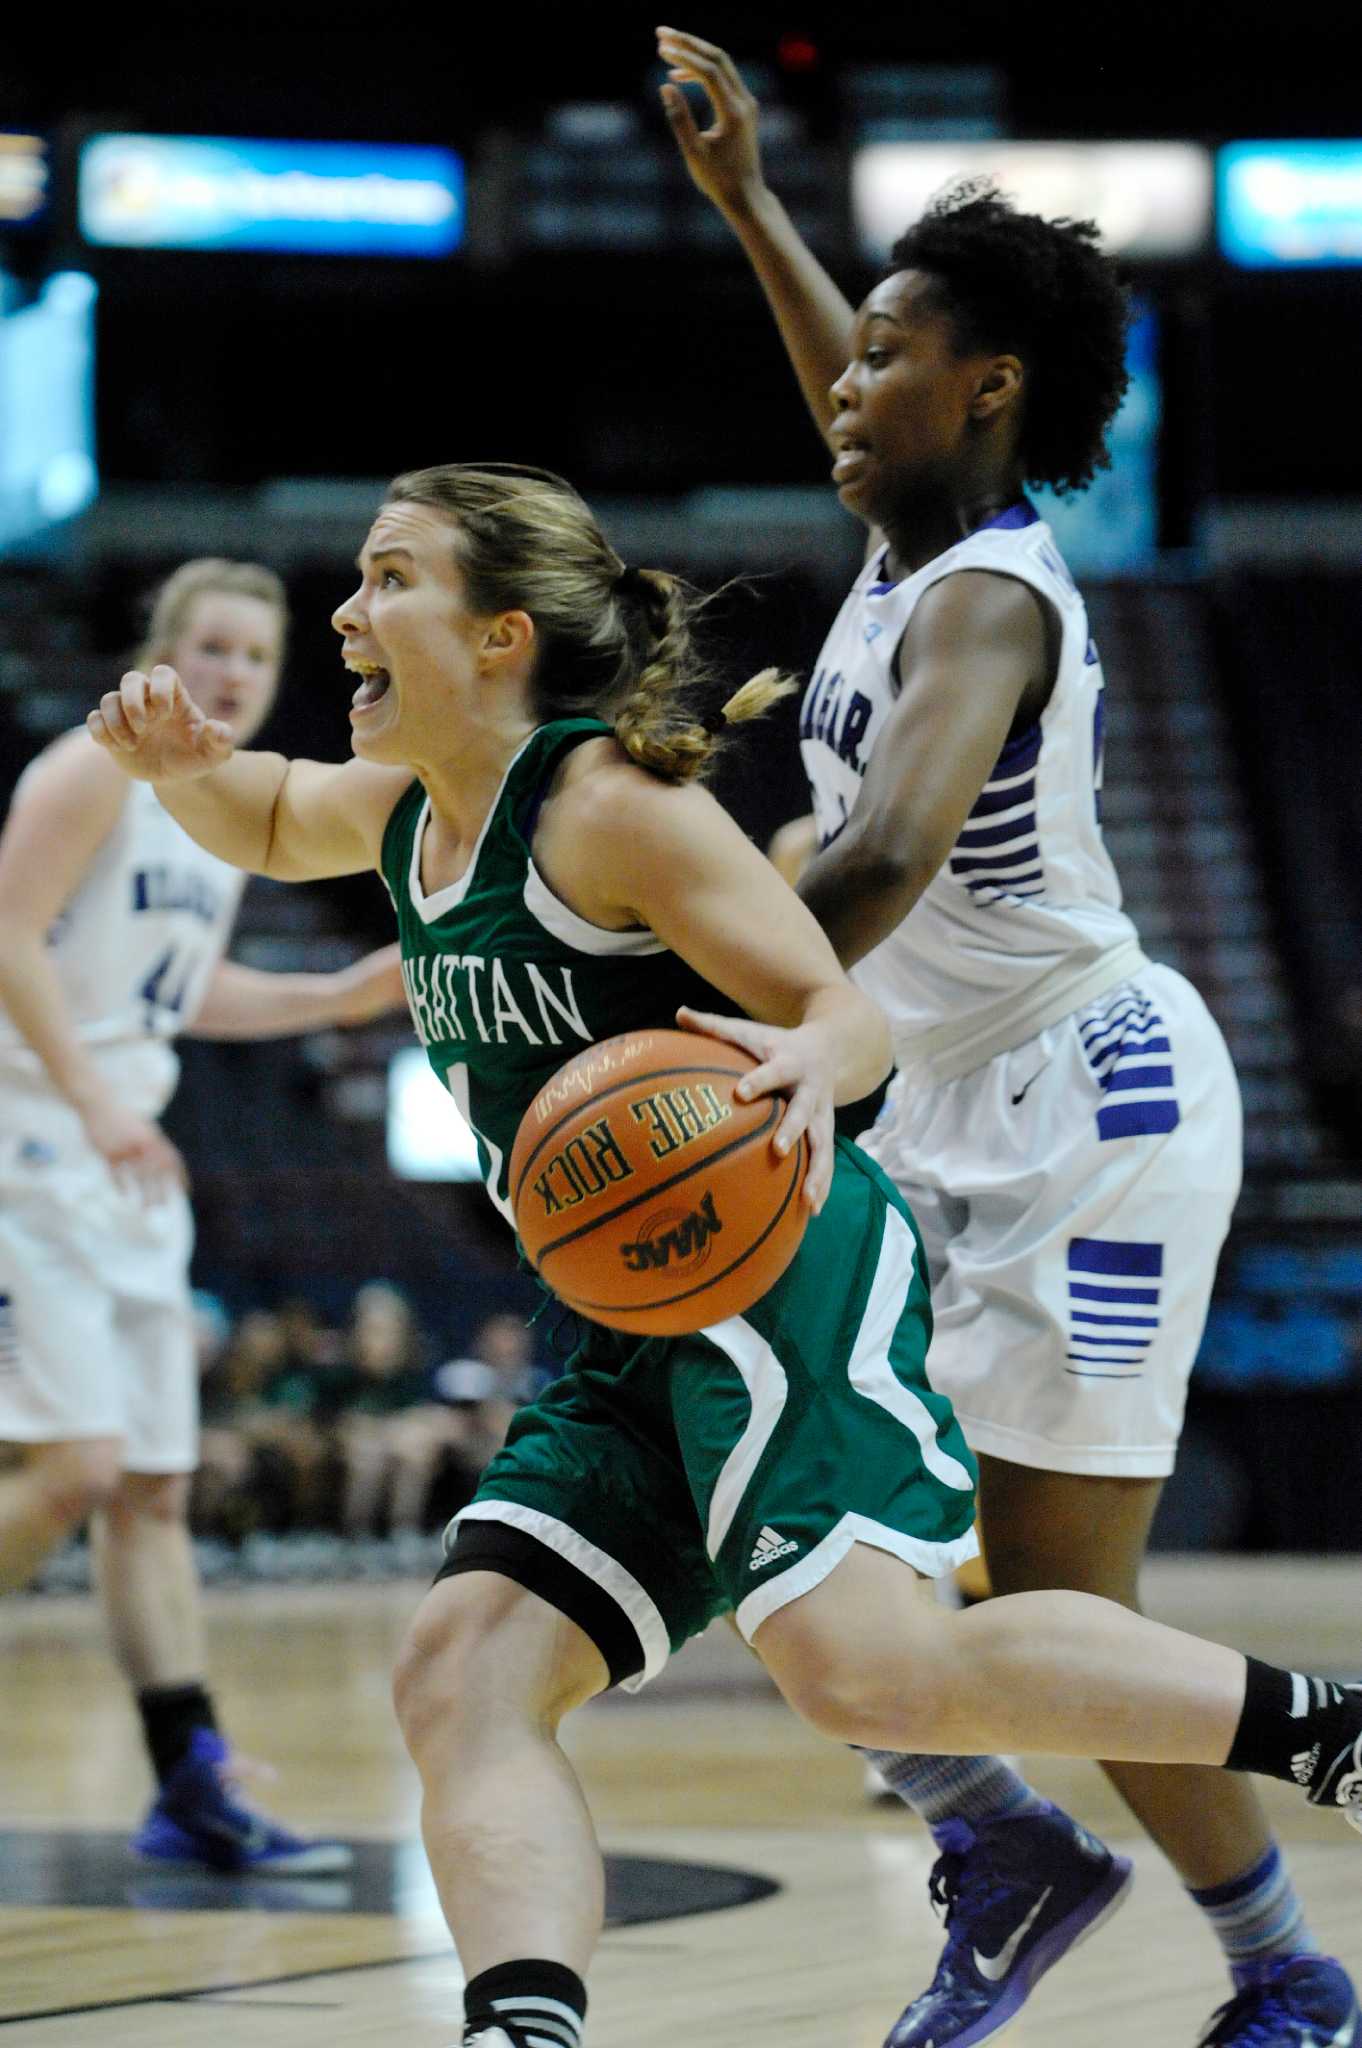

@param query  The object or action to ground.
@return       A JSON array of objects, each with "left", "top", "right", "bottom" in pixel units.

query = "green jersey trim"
[{"left": 522, "top": 860, "right": 667, "bottom": 956}]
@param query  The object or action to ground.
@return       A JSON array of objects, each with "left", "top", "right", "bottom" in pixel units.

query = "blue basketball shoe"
[
  {"left": 1196, "top": 1958, "right": 1360, "bottom": 2046},
  {"left": 133, "top": 1729, "right": 353, "bottom": 1875},
  {"left": 885, "top": 1802, "right": 1133, "bottom": 2047}
]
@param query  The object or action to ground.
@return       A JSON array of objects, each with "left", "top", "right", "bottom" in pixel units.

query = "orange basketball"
[{"left": 509, "top": 1027, "right": 810, "bottom": 1336}]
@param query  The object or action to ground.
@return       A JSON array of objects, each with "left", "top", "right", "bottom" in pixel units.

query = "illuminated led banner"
[
  {"left": 0, "top": 134, "right": 49, "bottom": 226},
  {"left": 853, "top": 142, "right": 1211, "bottom": 260},
  {"left": 79, "top": 133, "right": 463, "bottom": 256},
  {"left": 1219, "top": 143, "right": 1362, "bottom": 266}
]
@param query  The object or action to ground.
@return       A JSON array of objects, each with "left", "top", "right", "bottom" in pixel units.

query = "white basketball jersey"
[
  {"left": 0, "top": 766, "right": 245, "bottom": 1116},
  {"left": 801, "top": 502, "right": 1139, "bottom": 1068}
]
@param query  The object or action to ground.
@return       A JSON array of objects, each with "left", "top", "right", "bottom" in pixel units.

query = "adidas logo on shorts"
[
  {"left": 1291, "top": 1744, "right": 1321, "bottom": 1787},
  {"left": 749, "top": 1525, "right": 799, "bottom": 1573}
]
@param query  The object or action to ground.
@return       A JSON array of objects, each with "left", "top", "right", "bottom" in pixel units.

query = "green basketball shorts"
[{"left": 444, "top": 1139, "right": 979, "bottom": 1688}]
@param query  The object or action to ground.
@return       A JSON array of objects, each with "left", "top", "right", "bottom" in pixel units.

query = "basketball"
[{"left": 509, "top": 1027, "right": 810, "bottom": 1335}]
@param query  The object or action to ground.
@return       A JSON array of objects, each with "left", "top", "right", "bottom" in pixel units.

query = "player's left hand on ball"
[
  {"left": 677, "top": 1004, "right": 833, "bottom": 1212},
  {"left": 87, "top": 666, "right": 236, "bottom": 781},
  {"left": 332, "top": 943, "right": 407, "bottom": 1024}
]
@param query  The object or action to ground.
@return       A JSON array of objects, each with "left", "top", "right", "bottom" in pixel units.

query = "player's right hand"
[
  {"left": 656, "top": 27, "right": 765, "bottom": 215},
  {"left": 80, "top": 1097, "right": 189, "bottom": 1204},
  {"left": 676, "top": 1003, "right": 834, "bottom": 1214},
  {"left": 87, "top": 665, "right": 236, "bottom": 782}
]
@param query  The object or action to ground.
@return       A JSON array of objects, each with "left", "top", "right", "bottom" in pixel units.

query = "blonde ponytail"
[
  {"left": 613, "top": 568, "right": 797, "bottom": 783},
  {"left": 716, "top": 668, "right": 800, "bottom": 726}
]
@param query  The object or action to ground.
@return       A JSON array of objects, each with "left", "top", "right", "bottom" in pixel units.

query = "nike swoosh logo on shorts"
[
  {"left": 1010, "top": 1062, "right": 1050, "bottom": 1106},
  {"left": 974, "top": 1886, "right": 1053, "bottom": 1982}
]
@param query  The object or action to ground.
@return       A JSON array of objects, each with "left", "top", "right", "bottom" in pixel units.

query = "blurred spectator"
[
  {"left": 334, "top": 1283, "right": 434, "bottom": 1537},
  {"left": 191, "top": 1289, "right": 232, "bottom": 1377},
  {"left": 189, "top": 1294, "right": 541, "bottom": 1545},
  {"left": 194, "top": 1301, "right": 342, "bottom": 1536},
  {"left": 366, "top": 1312, "right": 539, "bottom": 1541},
  {"left": 195, "top": 1308, "right": 286, "bottom": 1538}
]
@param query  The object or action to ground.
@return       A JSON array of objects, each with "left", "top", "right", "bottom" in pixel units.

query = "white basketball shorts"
[
  {"left": 859, "top": 964, "right": 1243, "bottom": 1477},
  {"left": 0, "top": 1085, "right": 197, "bottom": 1472}
]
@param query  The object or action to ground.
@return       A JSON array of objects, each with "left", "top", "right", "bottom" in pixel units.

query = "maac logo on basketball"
[{"left": 619, "top": 1191, "right": 723, "bottom": 1274}]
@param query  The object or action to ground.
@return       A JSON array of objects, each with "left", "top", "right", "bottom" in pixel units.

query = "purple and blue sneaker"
[
  {"left": 133, "top": 1728, "right": 353, "bottom": 1875},
  {"left": 885, "top": 1802, "right": 1133, "bottom": 2047},
  {"left": 1197, "top": 1957, "right": 1359, "bottom": 2047}
]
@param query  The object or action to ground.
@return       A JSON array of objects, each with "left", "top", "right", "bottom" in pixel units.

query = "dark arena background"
[{"left": 1, "top": 7, "right": 1360, "bottom": 2044}]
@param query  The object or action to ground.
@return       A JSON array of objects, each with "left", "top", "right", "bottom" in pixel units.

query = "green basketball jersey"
[{"left": 380, "top": 718, "right": 721, "bottom": 1225}]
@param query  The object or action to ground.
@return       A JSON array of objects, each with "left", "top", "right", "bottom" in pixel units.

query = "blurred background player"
[
  {"left": 659, "top": 26, "right": 1359, "bottom": 2048},
  {"left": 0, "top": 556, "right": 406, "bottom": 1874}
]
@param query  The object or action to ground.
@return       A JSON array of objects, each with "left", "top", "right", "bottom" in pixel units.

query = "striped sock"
[
  {"left": 859, "top": 1750, "right": 1047, "bottom": 1830},
  {"left": 1189, "top": 1844, "right": 1316, "bottom": 1991},
  {"left": 462, "top": 1960, "right": 586, "bottom": 2048}
]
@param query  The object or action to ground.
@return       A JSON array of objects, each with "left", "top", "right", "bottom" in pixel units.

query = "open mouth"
[
  {"left": 832, "top": 441, "right": 871, "bottom": 481},
  {"left": 349, "top": 664, "right": 392, "bottom": 711}
]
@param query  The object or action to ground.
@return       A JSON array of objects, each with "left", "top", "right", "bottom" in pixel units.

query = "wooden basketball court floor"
[{"left": 2, "top": 1556, "right": 1357, "bottom": 2047}]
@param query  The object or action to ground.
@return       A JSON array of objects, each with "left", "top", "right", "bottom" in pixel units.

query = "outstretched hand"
[
  {"left": 656, "top": 26, "right": 766, "bottom": 217},
  {"left": 330, "top": 943, "right": 409, "bottom": 1025},
  {"left": 677, "top": 1003, "right": 833, "bottom": 1213},
  {"left": 87, "top": 665, "right": 236, "bottom": 782}
]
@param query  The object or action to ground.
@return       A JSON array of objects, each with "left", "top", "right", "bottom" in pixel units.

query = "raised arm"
[
  {"left": 88, "top": 664, "right": 411, "bottom": 882},
  {"left": 657, "top": 26, "right": 855, "bottom": 443}
]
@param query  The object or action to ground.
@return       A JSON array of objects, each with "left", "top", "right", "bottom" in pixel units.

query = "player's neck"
[
  {"left": 415, "top": 717, "right": 536, "bottom": 887},
  {"left": 879, "top": 475, "right": 1026, "bottom": 581}
]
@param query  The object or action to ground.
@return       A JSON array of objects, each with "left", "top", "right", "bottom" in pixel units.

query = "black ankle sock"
[
  {"left": 462, "top": 1958, "right": 587, "bottom": 2048},
  {"left": 137, "top": 1681, "right": 218, "bottom": 1787},
  {"left": 1226, "top": 1655, "right": 1361, "bottom": 1801}
]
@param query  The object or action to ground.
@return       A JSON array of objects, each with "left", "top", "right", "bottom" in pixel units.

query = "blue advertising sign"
[
  {"left": 79, "top": 134, "right": 463, "bottom": 256},
  {"left": 1219, "top": 143, "right": 1362, "bottom": 266}
]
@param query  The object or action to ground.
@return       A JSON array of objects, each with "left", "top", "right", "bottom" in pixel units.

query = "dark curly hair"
[{"left": 888, "top": 181, "right": 1132, "bottom": 497}]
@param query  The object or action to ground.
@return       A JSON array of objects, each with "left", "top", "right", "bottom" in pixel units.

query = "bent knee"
[
  {"left": 753, "top": 1564, "right": 956, "bottom": 1748},
  {"left": 28, "top": 1439, "right": 125, "bottom": 1525},
  {"left": 769, "top": 1654, "right": 953, "bottom": 1748},
  {"left": 392, "top": 1571, "right": 605, "bottom": 1755}
]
